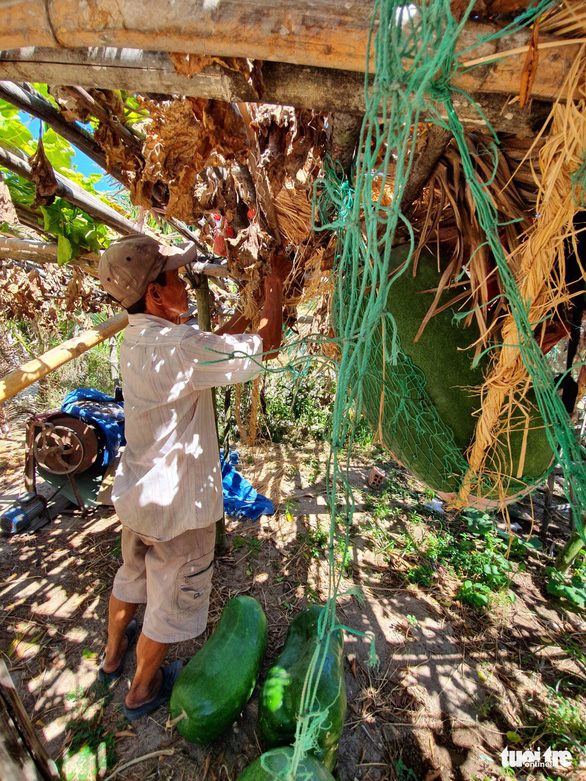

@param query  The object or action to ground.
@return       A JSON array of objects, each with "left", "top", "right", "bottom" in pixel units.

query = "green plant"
[
  {"left": 307, "top": 454, "right": 322, "bottom": 484},
  {"left": 170, "top": 596, "right": 267, "bottom": 743},
  {"left": 298, "top": 524, "right": 329, "bottom": 560},
  {"left": 408, "top": 564, "right": 433, "bottom": 588},
  {"left": 527, "top": 685, "right": 586, "bottom": 751},
  {"left": 394, "top": 758, "right": 420, "bottom": 781},
  {"left": 457, "top": 580, "right": 492, "bottom": 607},
  {"left": 4, "top": 174, "right": 109, "bottom": 264},
  {"left": 58, "top": 711, "right": 116, "bottom": 781},
  {"left": 234, "top": 369, "right": 335, "bottom": 445},
  {"left": 281, "top": 497, "right": 299, "bottom": 521},
  {"left": 546, "top": 568, "right": 586, "bottom": 608}
]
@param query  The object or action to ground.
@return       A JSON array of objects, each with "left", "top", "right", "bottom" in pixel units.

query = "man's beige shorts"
[{"left": 112, "top": 524, "right": 215, "bottom": 643}]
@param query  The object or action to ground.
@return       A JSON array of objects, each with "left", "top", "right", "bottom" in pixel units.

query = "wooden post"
[
  {"left": 193, "top": 274, "right": 227, "bottom": 555},
  {"left": 0, "top": 659, "right": 59, "bottom": 781}
]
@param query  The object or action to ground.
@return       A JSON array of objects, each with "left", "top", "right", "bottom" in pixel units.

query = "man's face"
[{"left": 152, "top": 269, "right": 189, "bottom": 323}]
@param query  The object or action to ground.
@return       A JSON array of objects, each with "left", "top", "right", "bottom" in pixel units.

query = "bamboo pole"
[
  {"left": 0, "top": 143, "right": 141, "bottom": 237},
  {"left": 0, "top": 237, "right": 99, "bottom": 274},
  {"left": 0, "top": 81, "right": 126, "bottom": 186},
  {"left": 0, "top": 311, "right": 128, "bottom": 403}
]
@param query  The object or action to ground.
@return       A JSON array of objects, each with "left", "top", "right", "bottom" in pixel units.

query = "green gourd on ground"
[
  {"left": 170, "top": 595, "right": 267, "bottom": 743},
  {"left": 354, "top": 243, "right": 554, "bottom": 501},
  {"left": 236, "top": 747, "right": 336, "bottom": 781},
  {"left": 258, "top": 605, "right": 346, "bottom": 772}
]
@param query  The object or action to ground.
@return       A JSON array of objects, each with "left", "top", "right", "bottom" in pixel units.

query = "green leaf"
[
  {"left": 464, "top": 509, "right": 495, "bottom": 536},
  {"left": 506, "top": 731, "right": 521, "bottom": 743},
  {"left": 546, "top": 569, "right": 586, "bottom": 608},
  {"left": 41, "top": 128, "right": 74, "bottom": 172},
  {"left": 40, "top": 205, "right": 61, "bottom": 234},
  {"left": 57, "top": 233, "right": 73, "bottom": 265}
]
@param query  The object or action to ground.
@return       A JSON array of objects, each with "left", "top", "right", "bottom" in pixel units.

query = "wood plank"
[
  {"left": 0, "top": 48, "right": 555, "bottom": 135},
  {"left": 0, "top": 3, "right": 579, "bottom": 101}
]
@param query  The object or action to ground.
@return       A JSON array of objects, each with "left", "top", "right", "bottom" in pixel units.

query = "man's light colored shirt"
[{"left": 112, "top": 313, "right": 263, "bottom": 541}]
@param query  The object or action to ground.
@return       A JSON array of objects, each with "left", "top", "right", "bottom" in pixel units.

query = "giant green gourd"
[
  {"left": 170, "top": 596, "right": 267, "bottom": 743},
  {"left": 353, "top": 244, "right": 554, "bottom": 500},
  {"left": 236, "top": 747, "right": 336, "bottom": 781},
  {"left": 258, "top": 605, "right": 346, "bottom": 771}
]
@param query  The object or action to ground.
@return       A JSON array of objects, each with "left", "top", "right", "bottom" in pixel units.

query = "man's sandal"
[
  {"left": 123, "top": 660, "right": 183, "bottom": 722},
  {"left": 97, "top": 618, "right": 138, "bottom": 687}
]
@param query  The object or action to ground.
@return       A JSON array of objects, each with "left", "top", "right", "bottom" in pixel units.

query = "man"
[{"left": 97, "top": 234, "right": 288, "bottom": 721}]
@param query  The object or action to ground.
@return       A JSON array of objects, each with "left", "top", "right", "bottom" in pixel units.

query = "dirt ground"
[{"left": 1, "top": 424, "right": 586, "bottom": 781}]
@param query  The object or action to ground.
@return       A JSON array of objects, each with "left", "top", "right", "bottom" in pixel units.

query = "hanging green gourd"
[{"left": 353, "top": 243, "right": 554, "bottom": 504}]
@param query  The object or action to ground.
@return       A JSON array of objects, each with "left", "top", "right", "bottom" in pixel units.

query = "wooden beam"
[
  {"left": 0, "top": 47, "right": 555, "bottom": 135},
  {"left": 0, "top": 143, "right": 142, "bottom": 235},
  {"left": 0, "top": 3, "right": 580, "bottom": 101},
  {"left": 0, "top": 311, "right": 129, "bottom": 403}
]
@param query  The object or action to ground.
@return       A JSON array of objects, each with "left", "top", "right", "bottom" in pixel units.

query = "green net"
[{"left": 260, "top": 0, "right": 586, "bottom": 777}]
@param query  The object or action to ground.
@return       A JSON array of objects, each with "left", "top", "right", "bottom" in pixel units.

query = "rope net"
[{"left": 252, "top": 0, "right": 586, "bottom": 777}]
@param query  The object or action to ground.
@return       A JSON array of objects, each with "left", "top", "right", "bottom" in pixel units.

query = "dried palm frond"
[
  {"left": 403, "top": 131, "right": 541, "bottom": 353},
  {"left": 459, "top": 49, "right": 586, "bottom": 502},
  {"left": 541, "top": 0, "right": 586, "bottom": 37},
  {"left": 274, "top": 181, "right": 313, "bottom": 246}
]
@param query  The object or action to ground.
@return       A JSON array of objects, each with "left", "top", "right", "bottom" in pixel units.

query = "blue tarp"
[
  {"left": 62, "top": 388, "right": 125, "bottom": 467},
  {"left": 221, "top": 450, "right": 273, "bottom": 521}
]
